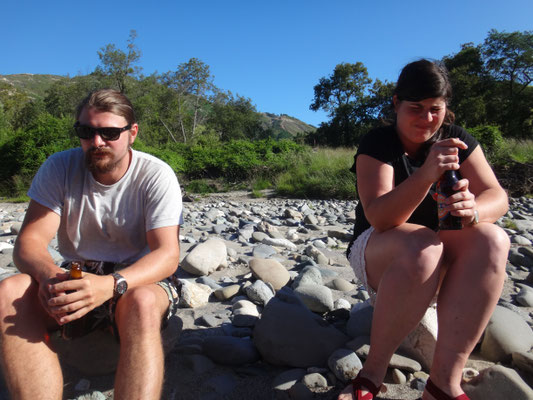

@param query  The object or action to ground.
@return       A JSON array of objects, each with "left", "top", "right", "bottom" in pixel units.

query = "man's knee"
[
  {"left": 115, "top": 286, "right": 166, "bottom": 333},
  {"left": 0, "top": 274, "right": 36, "bottom": 317}
]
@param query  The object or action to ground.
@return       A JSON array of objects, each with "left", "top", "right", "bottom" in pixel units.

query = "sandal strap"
[
  {"left": 351, "top": 373, "right": 381, "bottom": 398},
  {"left": 426, "top": 378, "right": 470, "bottom": 400}
]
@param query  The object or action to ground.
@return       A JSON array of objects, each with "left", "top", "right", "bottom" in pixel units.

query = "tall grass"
[
  {"left": 500, "top": 138, "right": 533, "bottom": 163},
  {"left": 274, "top": 147, "right": 356, "bottom": 199}
]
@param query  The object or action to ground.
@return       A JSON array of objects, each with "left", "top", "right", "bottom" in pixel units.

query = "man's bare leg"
[
  {"left": 113, "top": 285, "right": 169, "bottom": 400},
  {"left": 0, "top": 274, "right": 63, "bottom": 400}
]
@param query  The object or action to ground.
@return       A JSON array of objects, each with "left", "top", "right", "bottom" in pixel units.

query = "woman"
[{"left": 338, "top": 59, "right": 510, "bottom": 400}]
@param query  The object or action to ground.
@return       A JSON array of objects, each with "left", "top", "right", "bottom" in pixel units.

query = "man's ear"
[{"left": 129, "top": 123, "right": 139, "bottom": 144}]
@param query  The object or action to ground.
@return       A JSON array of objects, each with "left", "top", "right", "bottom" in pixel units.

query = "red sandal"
[
  {"left": 351, "top": 371, "right": 384, "bottom": 400},
  {"left": 425, "top": 378, "right": 470, "bottom": 400}
]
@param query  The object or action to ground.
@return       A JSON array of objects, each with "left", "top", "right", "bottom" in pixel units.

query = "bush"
[
  {"left": 468, "top": 125, "right": 504, "bottom": 156},
  {"left": 275, "top": 147, "right": 356, "bottom": 199},
  {"left": 0, "top": 113, "right": 77, "bottom": 196}
]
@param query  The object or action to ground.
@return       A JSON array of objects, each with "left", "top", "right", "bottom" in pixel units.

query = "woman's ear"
[{"left": 392, "top": 95, "right": 399, "bottom": 111}]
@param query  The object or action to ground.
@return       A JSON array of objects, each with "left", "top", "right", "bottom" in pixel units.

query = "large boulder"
[
  {"left": 51, "top": 314, "right": 182, "bottom": 375},
  {"left": 463, "top": 365, "right": 533, "bottom": 400},
  {"left": 181, "top": 238, "right": 227, "bottom": 276},
  {"left": 253, "top": 288, "right": 349, "bottom": 367},
  {"left": 480, "top": 305, "right": 533, "bottom": 362}
]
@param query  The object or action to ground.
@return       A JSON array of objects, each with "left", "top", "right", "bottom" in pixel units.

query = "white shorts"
[{"left": 348, "top": 227, "right": 377, "bottom": 304}]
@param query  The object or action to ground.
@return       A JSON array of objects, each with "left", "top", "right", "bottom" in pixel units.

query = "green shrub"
[
  {"left": 185, "top": 179, "right": 218, "bottom": 194},
  {"left": 275, "top": 147, "right": 356, "bottom": 199},
  {"left": 469, "top": 125, "right": 504, "bottom": 156}
]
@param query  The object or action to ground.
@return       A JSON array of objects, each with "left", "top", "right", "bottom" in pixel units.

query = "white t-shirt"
[{"left": 28, "top": 147, "right": 183, "bottom": 264}]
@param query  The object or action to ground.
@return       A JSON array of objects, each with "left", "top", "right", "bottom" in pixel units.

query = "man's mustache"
[{"left": 87, "top": 147, "right": 113, "bottom": 156}]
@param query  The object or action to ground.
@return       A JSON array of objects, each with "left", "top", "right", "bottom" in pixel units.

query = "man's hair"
[{"left": 76, "top": 89, "right": 136, "bottom": 124}]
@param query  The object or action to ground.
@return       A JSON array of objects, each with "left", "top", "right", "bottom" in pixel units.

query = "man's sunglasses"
[{"left": 73, "top": 122, "right": 131, "bottom": 141}]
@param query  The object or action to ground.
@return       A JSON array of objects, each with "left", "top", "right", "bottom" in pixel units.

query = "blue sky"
[{"left": 1, "top": 0, "right": 531, "bottom": 126}]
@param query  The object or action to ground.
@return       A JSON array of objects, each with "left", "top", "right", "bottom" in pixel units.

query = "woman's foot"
[
  {"left": 422, "top": 378, "right": 469, "bottom": 400},
  {"left": 337, "top": 372, "right": 384, "bottom": 400}
]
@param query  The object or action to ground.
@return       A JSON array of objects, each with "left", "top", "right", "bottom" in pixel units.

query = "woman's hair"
[
  {"left": 394, "top": 59, "right": 455, "bottom": 125},
  {"left": 394, "top": 59, "right": 455, "bottom": 158},
  {"left": 76, "top": 89, "right": 136, "bottom": 124}
]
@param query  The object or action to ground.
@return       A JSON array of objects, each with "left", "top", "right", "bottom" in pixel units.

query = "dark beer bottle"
[
  {"left": 61, "top": 262, "right": 84, "bottom": 340},
  {"left": 436, "top": 170, "right": 463, "bottom": 230}
]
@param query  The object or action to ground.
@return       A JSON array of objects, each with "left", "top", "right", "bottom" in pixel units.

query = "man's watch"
[{"left": 111, "top": 273, "right": 128, "bottom": 299}]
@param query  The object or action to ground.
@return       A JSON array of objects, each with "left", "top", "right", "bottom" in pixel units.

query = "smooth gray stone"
[
  {"left": 463, "top": 365, "right": 533, "bottom": 400},
  {"left": 514, "top": 220, "right": 533, "bottom": 232},
  {"left": 512, "top": 235, "right": 533, "bottom": 246},
  {"left": 512, "top": 351, "right": 533, "bottom": 375},
  {"left": 203, "top": 336, "right": 260, "bottom": 366},
  {"left": 302, "top": 373, "right": 328, "bottom": 389},
  {"left": 272, "top": 368, "right": 307, "bottom": 390},
  {"left": 212, "top": 224, "right": 228, "bottom": 234},
  {"left": 244, "top": 280, "right": 275, "bottom": 306},
  {"left": 304, "top": 214, "right": 319, "bottom": 225},
  {"left": 292, "top": 266, "right": 323, "bottom": 289},
  {"left": 293, "top": 284, "right": 334, "bottom": 313},
  {"left": 516, "top": 286, "right": 533, "bottom": 307},
  {"left": 253, "top": 244, "right": 277, "bottom": 259},
  {"left": 327, "top": 348, "right": 362, "bottom": 382},
  {"left": 252, "top": 231, "right": 269, "bottom": 243},
  {"left": 10, "top": 222, "right": 22, "bottom": 235},
  {"left": 346, "top": 302, "right": 374, "bottom": 338},
  {"left": 182, "top": 354, "right": 216, "bottom": 373},
  {"left": 519, "top": 247, "right": 533, "bottom": 259},
  {"left": 196, "top": 276, "right": 223, "bottom": 291},
  {"left": 346, "top": 339, "right": 422, "bottom": 372},
  {"left": 253, "top": 288, "right": 349, "bottom": 368},
  {"left": 481, "top": 305, "right": 533, "bottom": 362}
]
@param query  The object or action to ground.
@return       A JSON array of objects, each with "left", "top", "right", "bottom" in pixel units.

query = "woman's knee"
[
  {"left": 470, "top": 223, "right": 510, "bottom": 273},
  {"left": 394, "top": 227, "right": 444, "bottom": 280}
]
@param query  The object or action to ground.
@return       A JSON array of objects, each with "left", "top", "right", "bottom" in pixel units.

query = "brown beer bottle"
[
  {"left": 436, "top": 170, "right": 463, "bottom": 230},
  {"left": 61, "top": 262, "right": 84, "bottom": 340}
]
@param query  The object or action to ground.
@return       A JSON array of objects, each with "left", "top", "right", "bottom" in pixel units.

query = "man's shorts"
[{"left": 58, "top": 260, "right": 180, "bottom": 339}]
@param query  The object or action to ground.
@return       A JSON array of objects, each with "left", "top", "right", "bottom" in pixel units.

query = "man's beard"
[{"left": 85, "top": 147, "right": 120, "bottom": 174}]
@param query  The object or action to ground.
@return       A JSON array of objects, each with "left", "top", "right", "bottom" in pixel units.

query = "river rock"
[
  {"left": 481, "top": 305, "right": 533, "bottom": 362},
  {"left": 261, "top": 237, "right": 298, "bottom": 251},
  {"left": 463, "top": 365, "right": 533, "bottom": 400},
  {"left": 292, "top": 266, "right": 323, "bottom": 289},
  {"left": 179, "top": 280, "right": 212, "bottom": 308},
  {"left": 327, "top": 348, "right": 362, "bottom": 382},
  {"left": 244, "top": 279, "right": 275, "bottom": 305},
  {"left": 232, "top": 300, "right": 260, "bottom": 327},
  {"left": 249, "top": 258, "right": 290, "bottom": 290},
  {"left": 398, "top": 306, "right": 438, "bottom": 371},
  {"left": 214, "top": 284, "right": 241, "bottom": 301},
  {"left": 293, "top": 284, "right": 334, "bottom": 313},
  {"left": 180, "top": 238, "right": 227, "bottom": 276},
  {"left": 253, "top": 288, "right": 349, "bottom": 367},
  {"left": 203, "top": 336, "right": 260, "bottom": 366}
]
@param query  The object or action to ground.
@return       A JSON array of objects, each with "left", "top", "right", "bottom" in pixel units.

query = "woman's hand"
[
  {"left": 417, "top": 138, "right": 468, "bottom": 185},
  {"left": 444, "top": 178, "right": 478, "bottom": 225}
]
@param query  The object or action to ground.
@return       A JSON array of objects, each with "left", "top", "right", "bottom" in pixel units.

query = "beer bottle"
[
  {"left": 61, "top": 262, "right": 84, "bottom": 340},
  {"left": 436, "top": 170, "right": 463, "bottom": 230}
]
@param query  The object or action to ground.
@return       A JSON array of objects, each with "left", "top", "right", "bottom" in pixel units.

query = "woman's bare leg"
[
  {"left": 339, "top": 224, "right": 443, "bottom": 399},
  {"left": 422, "top": 223, "right": 509, "bottom": 399}
]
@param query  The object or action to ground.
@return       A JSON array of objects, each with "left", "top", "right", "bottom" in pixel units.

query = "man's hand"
[{"left": 47, "top": 272, "right": 114, "bottom": 325}]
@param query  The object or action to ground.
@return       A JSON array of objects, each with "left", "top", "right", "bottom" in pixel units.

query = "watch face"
[
  {"left": 113, "top": 273, "right": 128, "bottom": 297},
  {"left": 116, "top": 279, "right": 127, "bottom": 295}
]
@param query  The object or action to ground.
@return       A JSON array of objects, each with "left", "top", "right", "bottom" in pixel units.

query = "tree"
[
  {"left": 482, "top": 30, "right": 533, "bottom": 137},
  {"left": 309, "top": 62, "right": 388, "bottom": 146},
  {"left": 208, "top": 90, "right": 271, "bottom": 141},
  {"left": 96, "top": 30, "right": 142, "bottom": 93},
  {"left": 443, "top": 43, "right": 490, "bottom": 128},
  {"left": 161, "top": 58, "right": 215, "bottom": 143}
]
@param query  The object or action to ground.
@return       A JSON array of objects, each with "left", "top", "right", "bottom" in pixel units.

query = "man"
[{"left": 0, "top": 89, "right": 182, "bottom": 400}]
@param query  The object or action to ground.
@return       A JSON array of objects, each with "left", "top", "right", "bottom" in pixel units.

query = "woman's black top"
[{"left": 347, "top": 124, "right": 479, "bottom": 256}]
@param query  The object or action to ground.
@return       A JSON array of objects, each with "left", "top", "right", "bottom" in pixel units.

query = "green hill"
[
  {"left": 260, "top": 112, "right": 316, "bottom": 139},
  {"left": 0, "top": 73, "right": 66, "bottom": 99}
]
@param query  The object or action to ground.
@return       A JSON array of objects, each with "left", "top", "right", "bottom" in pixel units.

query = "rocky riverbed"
[{"left": 1, "top": 192, "right": 533, "bottom": 400}]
